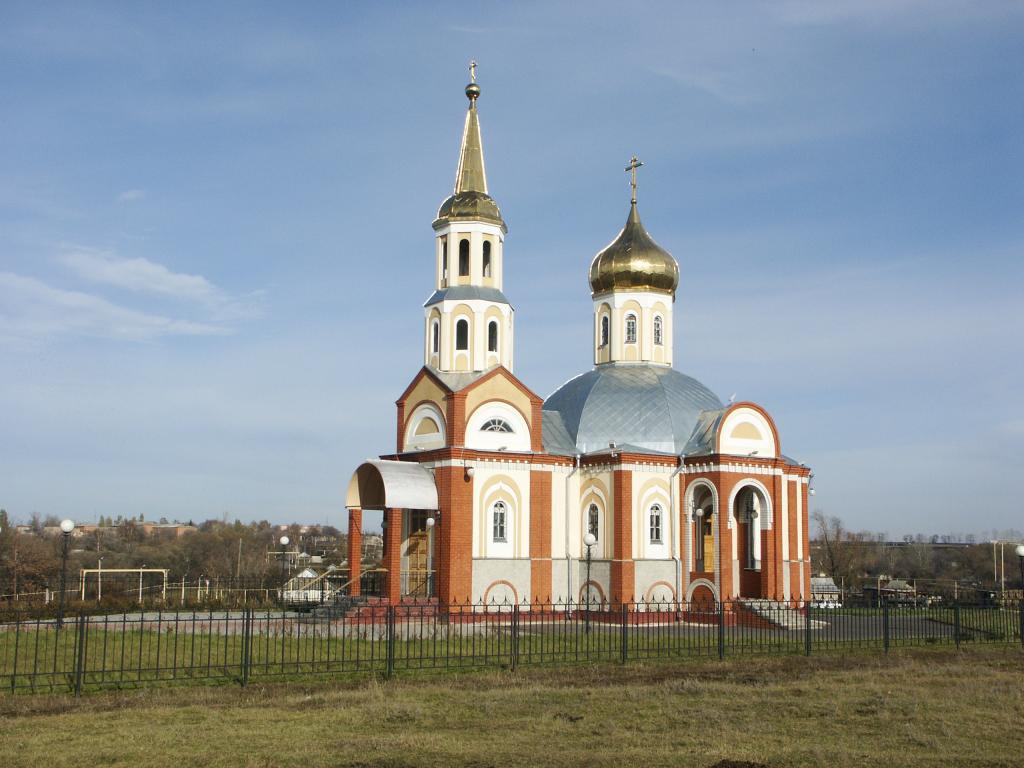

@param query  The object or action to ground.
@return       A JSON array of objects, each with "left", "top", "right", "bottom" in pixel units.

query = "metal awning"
[{"left": 345, "top": 459, "right": 438, "bottom": 510}]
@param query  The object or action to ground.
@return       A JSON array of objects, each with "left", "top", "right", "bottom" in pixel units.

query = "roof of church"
[
  {"left": 542, "top": 363, "right": 723, "bottom": 455},
  {"left": 428, "top": 367, "right": 488, "bottom": 393},
  {"left": 423, "top": 285, "right": 511, "bottom": 307}
]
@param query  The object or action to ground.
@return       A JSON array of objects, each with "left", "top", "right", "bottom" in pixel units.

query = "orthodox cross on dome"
[
  {"left": 625, "top": 155, "right": 643, "bottom": 204},
  {"left": 469, "top": 60, "right": 478, "bottom": 83}
]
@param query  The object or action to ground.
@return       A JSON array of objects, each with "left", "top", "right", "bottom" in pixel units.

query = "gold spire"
[
  {"left": 455, "top": 62, "right": 486, "bottom": 194},
  {"left": 435, "top": 63, "right": 505, "bottom": 231}
]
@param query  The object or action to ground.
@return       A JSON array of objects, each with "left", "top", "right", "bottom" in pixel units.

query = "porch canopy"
[{"left": 345, "top": 459, "right": 438, "bottom": 510}]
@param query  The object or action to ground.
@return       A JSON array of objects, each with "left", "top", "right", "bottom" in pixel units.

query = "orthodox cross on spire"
[
  {"left": 469, "top": 60, "right": 478, "bottom": 84},
  {"left": 625, "top": 155, "right": 643, "bottom": 204}
]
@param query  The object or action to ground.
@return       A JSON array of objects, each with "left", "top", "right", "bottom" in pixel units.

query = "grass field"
[{"left": 1, "top": 647, "right": 1022, "bottom": 768}]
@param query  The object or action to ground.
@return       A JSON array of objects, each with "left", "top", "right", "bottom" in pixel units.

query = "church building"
[{"left": 345, "top": 70, "right": 812, "bottom": 610}]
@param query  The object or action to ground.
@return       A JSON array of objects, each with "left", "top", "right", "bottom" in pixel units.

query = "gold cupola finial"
[
  {"left": 465, "top": 59, "right": 481, "bottom": 103},
  {"left": 588, "top": 156, "right": 679, "bottom": 297},
  {"left": 625, "top": 155, "right": 643, "bottom": 205}
]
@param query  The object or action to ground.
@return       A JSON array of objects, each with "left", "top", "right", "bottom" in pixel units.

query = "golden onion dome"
[
  {"left": 435, "top": 190, "right": 505, "bottom": 229},
  {"left": 589, "top": 202, "right": 679, "bottom": 296}
]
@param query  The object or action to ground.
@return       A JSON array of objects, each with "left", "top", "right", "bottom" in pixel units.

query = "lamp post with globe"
[
  {"left": 583, "top": 532, "right": 597, "bottom": 634},
  {"left": 1016, "top": 544, "right": 1024, "bottom": 647},
  {"left": 56, "top": 519, "right": 75, "bottom": 629},
  {"left": 1016, "top": 544, "right": 1024, "bottom": 595}
]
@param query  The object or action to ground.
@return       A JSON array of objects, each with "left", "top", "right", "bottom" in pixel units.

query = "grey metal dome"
[{"left": 542, "top": 364, "right": 723, "bottom": 455}]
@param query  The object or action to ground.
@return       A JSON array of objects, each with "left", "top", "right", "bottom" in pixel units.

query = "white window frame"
[
  {"left": 492, "top": 501, "right": 507, "bottom": 543},
  {"left": 625, "top": 314, "right": 637, "bottom": 344},
  {"left": 587, "top": 504, "right": 600, "bottom": 542},
  {"left": 653, "top": 315, "right": 663, "bottom": 346},
  {"left": 649, "top": 503, "right": 663, "bottom": 544}
]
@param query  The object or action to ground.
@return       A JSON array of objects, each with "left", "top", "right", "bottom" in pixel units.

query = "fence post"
[
  {"left": 620, "top": 603, "right": 628, "bottom": 664},
  {"left": 385, "top": 605, "right": 396, "bottom": 680},
  {"left": 804, "top": 600, "right": 812, "bottom": 657},
  {"left": 241, "top": 609, "right": 253, "bottom": 687},
  {"left": 717, "top": 601, "right": 725, "bottom": 660},
  {"left": 511, "top": 604, "right": 519, "bottom": 672},
  {"left": 73, "top": 613, "right": 87, "bottom": 697},
  {"left": 954, "top": 602, "right": 961, "bottom": 651},
  {"left": 882, "top": 599, "right": 890, "bottom": 654}
]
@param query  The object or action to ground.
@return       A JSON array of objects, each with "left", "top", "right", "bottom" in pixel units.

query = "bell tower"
[{"left": 424, "top": 64, "right": 514, "bottom": 373}]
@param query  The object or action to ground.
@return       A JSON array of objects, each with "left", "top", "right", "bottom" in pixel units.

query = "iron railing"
[{"left": 0, "top": 598, "right": 1019, "bottom": 695}]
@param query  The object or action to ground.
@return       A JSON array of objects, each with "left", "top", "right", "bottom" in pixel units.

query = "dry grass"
[{"left": 1, "top": 647, "right": 1022, "bottom": 767}]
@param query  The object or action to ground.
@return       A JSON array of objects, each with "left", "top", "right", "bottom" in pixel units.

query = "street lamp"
[
  {"left": 583, "top": 532, "right": 596, "bottom": 634},
  {"left": 694, "top": 508, "right": 704, "bottom": 572},
  {"left": 97, "top": 556, "right": 103, "bottom": 603},
  {"left": 1015, "top": 544, "right": 1024, "bottom": 592},
  {"left": 56, "top": 518, "right": 75, "bottom": 629}
]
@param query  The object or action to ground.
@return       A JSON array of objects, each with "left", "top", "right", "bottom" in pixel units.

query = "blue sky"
[{"left": 1, "top": 1, "right": 1022, "bottom": 537}]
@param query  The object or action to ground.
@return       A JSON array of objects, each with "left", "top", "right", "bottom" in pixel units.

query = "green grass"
[{"left": 0, "top": 647, "right": 1021, "bottom": 767}]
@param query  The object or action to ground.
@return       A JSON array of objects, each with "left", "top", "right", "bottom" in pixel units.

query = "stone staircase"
[
  {"left": 307, "top": 593, "right": 369, "bottom": 620},
  {"left": 738, "top": 599, "right": 827, "bottom": 630}
]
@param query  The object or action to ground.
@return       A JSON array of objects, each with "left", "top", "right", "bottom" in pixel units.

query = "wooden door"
[
  {"left": 406, "top": 509, "right": 430, "bottom": 596},
  {"left": 702, "top": 517, "right": 715, "bottom": 572}
]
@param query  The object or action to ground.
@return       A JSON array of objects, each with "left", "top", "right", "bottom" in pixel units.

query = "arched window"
[
  {"left": 482, "top": 241, "right": 492, "bottom": 278},
  {"left": 458, "top": 239, "right": 470, "bottom": 276},
  {"left": 481, "top": 418, "right": 513, "bottom": 433},
  {"left": 455, "top": 318, "right": 469, "bottom": 350},
  {"left": 487, "top": 320, "right": 498, "bottom": 353},
  {"left": 587, "top": 504, "right": 600, "bottom": 541},
  {"left": 625, "top": 314, "right": 637, "bottom": 344},
  {"left": 441, "top": 238, "right": 448, "bottom": 280},
  {"left": 653, "top": 315, "right": 663, "bottom": 346},
  {"left": 431, "top": 320, "right": 440, "bottom": 355},
  {"left": 492, "top": 501, "right": 507, "bottom": 543},
  {"left": 600, "top": 315, "right": 609, "bottom": 347},
  {"left": 649, "top": 504, "right": 663, "bottom": 544}
]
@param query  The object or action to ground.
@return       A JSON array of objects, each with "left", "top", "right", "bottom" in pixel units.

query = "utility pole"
[{"left": 236, "top": 538, "right": 243, "bottom": 579}]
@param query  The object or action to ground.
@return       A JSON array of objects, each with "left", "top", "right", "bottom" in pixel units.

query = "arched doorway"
[
  {"left": 691, "top": 484, "right": 716, "bottom": 575},
  {"left": 733, "top": 485, "right": 767, "bottom": 598}
]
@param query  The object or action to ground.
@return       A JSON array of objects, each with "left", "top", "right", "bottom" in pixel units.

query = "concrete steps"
[{"left": 738, "top": 599, "right": 827, "bottom": 630}]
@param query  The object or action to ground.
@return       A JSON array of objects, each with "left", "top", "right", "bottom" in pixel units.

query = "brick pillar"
[
  {"left": 530, "top": 470, "right": 552, "bottom": 603},
  {"left": 436, "top": 465, "right": 473, "bottom": 607},
  {"left": 610, "top": 469, "right": 634, "bottom": 606},
  {"left": 347, "top": 508, "right": 363, "bottom": 597},
  {"left": 384, "top": 507, "right": 402, "bottom": 604},
  {"left": 717, "top": 475, "right": 734, "bottom": 600}
]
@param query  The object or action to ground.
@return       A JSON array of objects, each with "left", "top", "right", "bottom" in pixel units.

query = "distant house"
[
  {"left": 279, "top": 568, "right": 329, "bottom": 605},
  {"left": 810, "top": 576, "right": 841, "bottom": 605},
  {"left": 863, "top": 577, "right": 918, "bottom": 604}
]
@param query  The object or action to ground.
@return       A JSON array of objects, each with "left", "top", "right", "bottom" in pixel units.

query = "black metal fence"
[{"left": 1, "top": 599, "right": 1020, "bottom": 695}]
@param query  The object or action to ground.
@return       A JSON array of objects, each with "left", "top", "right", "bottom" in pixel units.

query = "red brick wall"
[
  {"left": 787, "top": 478, "right": 800, "bottom": 601},
  {"left": 529, "top": 470, "right": 552, "bottom": 601},
  {"left": 610, "top": 470, "right": 634, "bottom": 604},
  {"left": 435, "top": 464, "right": 474, "bottom": 605},
  {"left": 347, "top": 508, "right": 362, "bottom": 597},
  {"left": 383, "top": 507, "right": 401, "bottom": 603}
]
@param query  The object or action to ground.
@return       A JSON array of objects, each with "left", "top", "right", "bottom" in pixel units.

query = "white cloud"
[
  {"left": 57, "top": 245, "right": 263, "bottom": 321},
  {"left": 117, "top": 189, "right": 145, "bottom": 202},
  {"left": 0, "top": 272, "right": 230, "bottom": 342}
]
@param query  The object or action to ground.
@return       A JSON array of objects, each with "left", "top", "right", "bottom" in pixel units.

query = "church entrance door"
[{"left": 405, "top": 509, "right": 433, "bottom": 597}]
